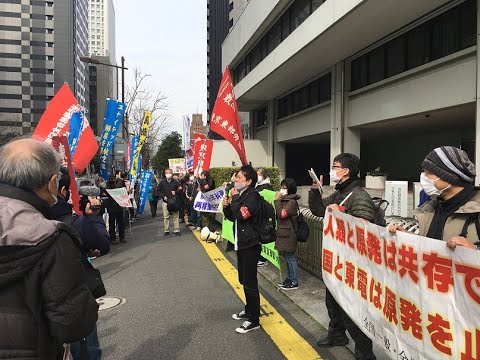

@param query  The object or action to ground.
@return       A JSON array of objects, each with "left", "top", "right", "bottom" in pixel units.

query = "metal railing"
[{"left": 295, "top": 208, "right": 420, "bottom": 279}]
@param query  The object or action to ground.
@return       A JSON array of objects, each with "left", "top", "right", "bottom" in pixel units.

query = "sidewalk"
[{"left": 222, "top": 243, "right": 389, "bottom": 360}]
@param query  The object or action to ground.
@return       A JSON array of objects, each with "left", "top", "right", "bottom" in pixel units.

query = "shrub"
[{"left": 209, "top": 167, "right": 281, "bottom": 191}]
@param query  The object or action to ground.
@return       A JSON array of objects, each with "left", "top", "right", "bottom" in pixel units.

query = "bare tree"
[{"left": 125, "top": 68, "right": 171, "bottom": 168}]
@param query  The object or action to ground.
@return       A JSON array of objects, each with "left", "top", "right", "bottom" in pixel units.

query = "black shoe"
[
  {"left": 174, "top": 232, "right": 181, "bottom": 236},
  {"left": 278, "top": 279, "right": 291, "bottom": 287},
  {"left": 232, "top": 310, "right": 250, "bottom": 320},
  {"left": 316, "top": 336, "right": 349, "bottom": 348},
  {"left": 120, "top": 238, "right": 126, "bottom": 243},
  {"left": 164, "top": 232, "right": 170, "bottom": 236},
  {"left": 280, "top": 282, "right": 298, "bottom": 290},
  {"left": 236, "top": 321, "right": 260, "bottom": 334}
]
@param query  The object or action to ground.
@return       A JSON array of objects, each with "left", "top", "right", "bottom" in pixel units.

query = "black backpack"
[
  {"left": 346, "top": 189, "right": 389, "bottom": 227},
  {"left": 256, "top": 197, "right": 277, "bottom": 244},
  {"left": 167, "top": 195, "right": 180, "bottom": 213}
]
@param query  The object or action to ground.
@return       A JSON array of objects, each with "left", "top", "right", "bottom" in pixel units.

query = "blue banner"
[
  {"left": 129, "top": 136, "right": 139, "bottom": 170},
  {"left": 99, "top": 99, "right": 126, "bottom": 180},
  {"left": 137, "top": 171, "right": 153, "bottom": 215},
  {"left": 68, "top": 110, "right": 83, "bottom": 155}
]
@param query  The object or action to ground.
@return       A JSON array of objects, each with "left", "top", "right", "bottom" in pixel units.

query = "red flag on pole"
[
  {"left": 209, "top": 66, "right": 248, "bottom": 165},
  {"left": 51, "top": 136, "right": 81, "bottom": 214},
  {"left": 33, "top": 84, "right": 98, "bottom": 173},
  {"left": 191, "top": 132, "right": 206, "bottom": 152},
  {"left": 193, "top": 139, "right": 213, "bottom": 175}
]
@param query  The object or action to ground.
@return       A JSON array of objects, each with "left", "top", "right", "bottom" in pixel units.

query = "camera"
[{"left": 78, "top": 186, "right": 103, "bottom": 213}]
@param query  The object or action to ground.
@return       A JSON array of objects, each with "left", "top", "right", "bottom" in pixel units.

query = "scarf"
[{"left": 426, "top": 185, "right": 476, "bottom": 240}]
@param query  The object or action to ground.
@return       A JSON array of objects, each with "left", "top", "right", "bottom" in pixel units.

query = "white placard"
[
  {"left": 384, "top": 181, "right": 408, "bottom": 217},
  {"left": 105, "top": 187, "right": 132, "bottom": 208}
]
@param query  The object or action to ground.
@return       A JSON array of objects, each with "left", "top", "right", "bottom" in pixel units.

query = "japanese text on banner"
[
  {"left": 322, "top": 211, "right": 480, "bottom": 360},
  {"left": 137, "top": 171, "right": 153, "bottom": 215},
  {"left": 130, "top": 112, "right": 151, "bottom": 179},
  {"left": 193, "top": 186, "right": 225, "bottom": 213}
]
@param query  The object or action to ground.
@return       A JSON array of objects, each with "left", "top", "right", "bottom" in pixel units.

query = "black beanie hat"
[{"left": 422, "top": 146, "right": 476, "bottom": 186}]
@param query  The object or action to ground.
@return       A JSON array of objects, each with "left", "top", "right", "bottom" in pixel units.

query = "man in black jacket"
[
  {"left": 0, "top": 138, "right": 98, "bottom": 359},
  {"left": 105, "top": 174, "right": 127, "bottom": 244},
  {"left": 223, "top": 165, "right": 262, "bottom": 334},
  {"left": 158, "top": 168, "right": 182, "bottom": 236},
  {"left": 309, "top": 153, "right": 376, "bottom": 360},
  {"left": 199, "top": 170, "right": 217, "bottom": 231}
]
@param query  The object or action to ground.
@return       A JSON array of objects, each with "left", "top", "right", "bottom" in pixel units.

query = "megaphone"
[{"left": 200, "top": 227, "right": 222, "bottom": 243}]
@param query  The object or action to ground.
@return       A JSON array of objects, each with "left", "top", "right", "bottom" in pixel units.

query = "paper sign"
[
  {"left": 385, "top": 181, "right": 408, "bottom": 217},
  {"left": 105, "top": 187, "right": 132, "bottom": 208}
]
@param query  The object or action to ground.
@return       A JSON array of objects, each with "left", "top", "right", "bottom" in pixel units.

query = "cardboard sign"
[{"left": 105, "top": 187, "right": 132, "bottom": 208}]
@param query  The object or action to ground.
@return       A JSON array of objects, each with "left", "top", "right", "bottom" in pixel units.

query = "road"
[{"left": 93, "top": 210, "right": 354, "bottom": 360}]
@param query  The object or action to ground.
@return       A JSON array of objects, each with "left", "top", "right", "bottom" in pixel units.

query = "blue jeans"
[
  {"left": 70, "top": 323, "right": 102, "bottom": 360},
  {"left": 285, "top": 251, "right": 298, "bottom": 285},
  {"left": 188, "top": 206, "right": 201, "bottom": 227}
]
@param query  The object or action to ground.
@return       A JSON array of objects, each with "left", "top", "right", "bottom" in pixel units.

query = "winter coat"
[
  {"left": 256, "top": 178, "right": 273, "bottom": 192},
  {"left": 199, "top": 176, "right": 215, "bottom": 193},
  {"left": 223, "top": 187, "right": 262, "bottom": 250},
  {"left": 0, "top": 182, "right": 98, "bottom": 359},
  {"left": 309, "top": 179, "right": 375, "bottom": 222},
  {"left": 147, "top": 184, "right": 159, "bottom": 202},
  {"left": 275, "top": 194, "right": 301, "bottom": 253},
  {"left": 105, "top": 178, "right": 126, "bottom": 213},
  {"left": 414, "top": 191, "right": 480, "bottom": 244},
  {"left": 157, "top": 179, "right": 182, "bottom": 203}
]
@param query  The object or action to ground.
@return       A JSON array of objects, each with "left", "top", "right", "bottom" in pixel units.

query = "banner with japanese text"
[
  {"left": 322, "top": 211, "right": 480, "bottom": 360},
  {"left": 51, "top": 136, "right": 81, "bottom": 214},
  {"left": 33, "top": 84, "right": 98, "bottom": 172},
  {"left": 137, "top": 171, "right": 153, "bottom": 215},
  {"left": 209, "top": 66, "right": 247, "bottom": 165},
  {"left": 67, "top": 110, "right": 83, "bottom": 156},
  {"left": 221, "top": 189, "right": 280, "bottom": 269},
  {"left": 105, "top": 187, "right": 132, "bottom": 208},
  {"left": 99, "top": 99, "right": 126, "bottom": 180},
  {"left": 193, "top": 186, "right": 225, "bottom": 213},
  {"left": 168, "top": 158, "right": 186, "bottom": 174},
  {"left": 130, "top": 112, "right": 151, "bottom": 179},
  {"left": 193, "top": 139, "right": 213, "bottom": 175}
]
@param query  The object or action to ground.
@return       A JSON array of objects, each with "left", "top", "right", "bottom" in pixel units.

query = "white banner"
[
  {"left": 183, "top": 114, "right": 191, "bottom": 152},
  {"left": 105, "top": 187, "right": 132, "bottom": 208},
  {"left": 168, "top": 158, "right": 186, "bottom": 174},
  {"left": 322, "top": 211, "right": 480, "bottom": 360},
  {"left": 193, "top": 186, "right": 225, "bottom": 213}
]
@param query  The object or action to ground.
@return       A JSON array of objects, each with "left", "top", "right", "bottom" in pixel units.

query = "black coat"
[
  {"left": 0, "top": 183, "right": 98, "bottom": 359},
  {"left": 105, "top": 178, "right": 126, "bottom": 213},
  {"left": 223, "top": 187, "right": 262, "bottom": 250},
  {"left": 199, "top": 176, "right": 216, "bottom": 193},
  {"left": 158, "top": 178, "right": 182, "bottom": 202}
]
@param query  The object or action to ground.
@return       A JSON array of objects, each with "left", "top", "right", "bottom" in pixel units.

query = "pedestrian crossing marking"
[{"left": 193, "top": 233, "right": 322, "bottom": 360}]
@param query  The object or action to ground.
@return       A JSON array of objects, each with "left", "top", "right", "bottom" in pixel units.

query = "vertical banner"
[
  {"left": 183, "top": 115, "right": 194, "bottom": 171},
  {"left": 51, "top": 136, "right": 81, "bottom": 215},
  {"left": 99, "top": 99, "right": 126, "bottom": 180},
  {"left": 209, "top": 66, "right": 248, "bottom": 165},
  {"left": 193, "top": 139, "right": 213, "bottom": 175},
  {"left": 125, "top": 139, "right": 131, "bottom": 172},
  {"left": 130, "top": 112, "right": 152, "bottom": 179},
  {"left": 137, "top": 171, "right": 153, "bottom": 215},
  {"left": 129, "top": 136, "right": 139, "bottom": 170},
  {"left": 33, "top": 84, "right": 98, "bottom": 173},
  {"left": 68, "top": 110, "right": 83, "bottom": 155}
]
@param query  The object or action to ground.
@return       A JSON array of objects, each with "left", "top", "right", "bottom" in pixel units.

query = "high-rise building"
[
  {"left": 190, "top": 114, "right": 207, "bottom": 140},
  {"left": 229, "top": 0, "right": 250, "bottom": 30},
  {"left": 88, "top": 0, "right": 115, "bottom": 63},
  {"left": 54, "top": 0, "right": 89, "bottom": 109}
]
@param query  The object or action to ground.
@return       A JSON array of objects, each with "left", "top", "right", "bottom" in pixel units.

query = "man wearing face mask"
[
  {"left": 0, "top": 139, "right": 98, "bottom": 359},
  {"left": 390, "top": 146, "right": 480, "bottom": 252},
  {"left": 309, "top": 153, "right": 376, "bottom": 360},
  {"left": 158, "top": 168, "right": 182, "bottom": 236}
]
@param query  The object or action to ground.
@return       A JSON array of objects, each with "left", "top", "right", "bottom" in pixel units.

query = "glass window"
[
  {"left": 319, "top": 74, "right": 331, "bottom": 103},
  {"left": 351, "top": 55, "right": 368, "bottom": 90},
  {"left": 368, "top": 46, "right": 385, "bottom": 84},
  {"left": 459, "top": 0, "right": 476, "bottom": 49},
  {"left": 309, "top": 80, "right": 320, "bottom": 107},
  {"left": 260, "top": 37, "right": 268, "bottom": 60},
  {"left": 267, "top": 21, "right": 281, "bottom": 53},
  {"left": 386, "top": 35, "right": 406, "bottom": 77},
  {"left": 407, "top": 24, "right": 430, "bottom": 69},
  {"left": 281, "top": 10, "right": 290, "bottom": 41},
  {"left": 290, "top": 0, "right": 311, "bottom": 32},
  {"left": 311, "top": 0, "right": 324, "bottom": 12},
  {"left": 251, "top": 44, "right": 261, "bottom": 69},
  {"left": 292, "top": 87, "right": 309, "bottom": 113},
  {"left": 431, "top": 9, "right": 459, "bottom": 61}
]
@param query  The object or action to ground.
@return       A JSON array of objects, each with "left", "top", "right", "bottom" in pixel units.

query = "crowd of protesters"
[{"left": 0, "top": 135, "right": 478, "bottom": 359}]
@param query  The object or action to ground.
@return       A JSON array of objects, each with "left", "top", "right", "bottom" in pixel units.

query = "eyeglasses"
[{"left": 331, "top": 166, "right": 344, "bottom": 170}]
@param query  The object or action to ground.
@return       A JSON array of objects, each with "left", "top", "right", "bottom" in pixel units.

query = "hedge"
[{"left": 209, "top": 167, "right": 281, "bottom": 191}]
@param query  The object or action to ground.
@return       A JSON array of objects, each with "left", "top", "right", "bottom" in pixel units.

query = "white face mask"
[
  {"left": 420, "top": 173, "right": 450, "bottom": 196},
  {"left": 189, "top": 176, "right": 195, "bottom": 181},
  {"left": 165, "top": 174, "right": 172, "bottom": 180},
  {"left": 329, "top": 169, "right": 342, "bottom": 184},
  {"left": 280, "top": 189, "right": 288, "bottom": 196},
  {"left": 257, "top": 175, "right": 264, "bottom": 183},
  {"left": 234, "top": 182, "right": 247, "bottom": 191}
]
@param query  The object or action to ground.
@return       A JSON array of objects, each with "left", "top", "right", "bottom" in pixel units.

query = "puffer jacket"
[
  {"left": 414, "top": 191, "right": 480, "bottom": 244},
  {"left": 275, "top": 194, "right": 300, "bottom": 253},
  {"left": 256, "top": 178, "right": 273, "bottom": 192},
  {"left": 0, "top": 183, "right": 99, "bottom": 359},
  {"left": 309, "top": 178, "right": 375, "bottom": 222}
]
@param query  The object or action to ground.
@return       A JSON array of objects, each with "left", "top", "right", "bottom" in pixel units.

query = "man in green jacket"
[{"left": 309, "top": 153, "right": 376, "bottom": 360}]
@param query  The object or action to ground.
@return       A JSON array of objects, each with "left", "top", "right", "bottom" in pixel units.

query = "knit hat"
[{"left": 422, "top": 146, "right": 476, "bottom": 186}]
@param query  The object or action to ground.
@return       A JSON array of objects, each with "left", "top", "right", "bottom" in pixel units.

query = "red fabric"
[
  {"left": 280, "top": 208, "right": 288, "bottom": 219},
  {"left": 240, "top": 206, "right": 251, "bottom": 220},
  {"left": 209, "top": 66, "right": 248, "bottom": 165},
  {"left": 51, "top": 136, "right": 81, "bottom": 214},
  {"left": 193, "top": 139, "right": 213, "bottom": 174},
  {"left": 33, "top": 84, "right": 98, "bottom": 173}
]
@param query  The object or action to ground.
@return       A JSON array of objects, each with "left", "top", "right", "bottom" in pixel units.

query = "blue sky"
[{"left": 114, "top": 0, "right": 207, "bottom": 134}]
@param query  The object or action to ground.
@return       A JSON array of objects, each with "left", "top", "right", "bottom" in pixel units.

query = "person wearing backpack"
[
  {"left": 390, "top": 146, "right": 480, "bottom": 252},
  {"left": 222, "top": 165, "right": 263, "bottom": 334},
  {"left": 309, "top": 153, "right": 376, "bottom": 360},
  {"left": 158, "top": 168, "right": 183, "bottom": 236},
  {"left": 148, "top": 180, "right": 160, "bottom": 217},
  {"left": 275, "top": 178, "right": 301, "bottom": 290}
]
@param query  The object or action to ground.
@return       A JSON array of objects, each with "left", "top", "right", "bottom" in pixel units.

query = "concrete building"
[
  {"left": 88, "top": 0, "right": 115, "bottom": 62},
  {"left": 223, "top": 0, "right": 479, "bottom": 185},
  {"left": 190, "top": 113, "right": 207, "bottom": 139},
  {"left": 229, "top": 0, "right": 250, "bottom": 30}
]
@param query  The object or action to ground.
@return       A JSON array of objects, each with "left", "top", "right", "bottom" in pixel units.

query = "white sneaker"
[
  {"left": 232, "top": 310, "right": 249, "bottom": 320},
  {"left": 196, "top": 227, "right": 201, "bottom": 231},
  {"left": 236, "top": 321, "right": 260, "bottom": 334}
]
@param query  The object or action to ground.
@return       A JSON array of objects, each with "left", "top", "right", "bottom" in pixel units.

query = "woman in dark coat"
[{"left": 274, "top": 178, "right": 300, "bottom": 290}]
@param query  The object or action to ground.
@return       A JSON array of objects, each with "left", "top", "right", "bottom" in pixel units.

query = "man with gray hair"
[{"left": 0, "top": 138, "right": 98, "bottom": 359}]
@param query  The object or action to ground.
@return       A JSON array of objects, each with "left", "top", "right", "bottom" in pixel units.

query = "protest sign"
[
  {"left": 105, "top": 187, "right": 132, "bottom": 208},
  {"left": 322, "top": 211, "right": 480, "bottom": 360},
  {"left": 193, "top": 186, "right": 225, "bottom": 213},
  {"left": 385, "top": 181, "right": 409, "bottom": 217},
  {"left": 137, "top": 171, "right": 153, "bottom": 215},
  {"left": 168, "top": 158, "right": 186, "bottom": 174},
  {"left": 221, "top": 189, "right": 280, "bottom": 269}
]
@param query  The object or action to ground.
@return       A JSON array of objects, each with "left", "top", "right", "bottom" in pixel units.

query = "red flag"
[
  {"left": 51, "top": 136, "right": 81, "bottom": 215},
  {"left": 193, "top": 139, "right": 213, "bottom": 174},
  {"left": 191, "top": 132, "right": 206, "bottom": 152},
  {"left": 209, "top": 66, "right": 248, "bottom": 165},
  {"left": 33, "top": 84, "right": 98, "bottom": 173}
]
